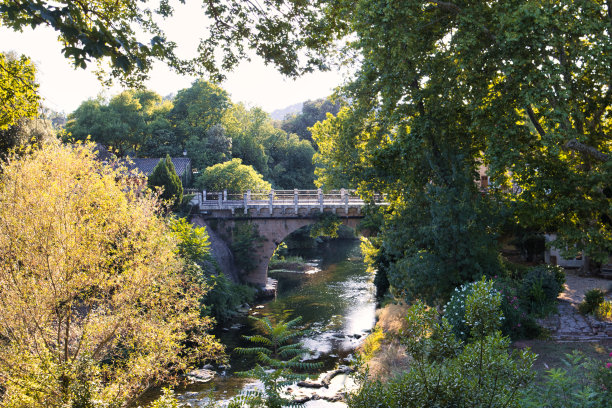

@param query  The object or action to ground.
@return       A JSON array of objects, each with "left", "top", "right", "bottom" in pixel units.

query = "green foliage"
[
  {"left": 520, "top": 351, "right": 612, "bottom": 408},
  {"left": 231, "top": 222, "right": 263, "bottom": 273},
  {"left": 520, "top": 265, "right": 565, "bottom": 316},
  {"left": 197, "top": 158, "right": 271, "bottom": 194},
  {"left": 0, "top": 1, "right": 339, "bottom": 84},
  {"left": 148, "top": 155, "right": 183, "bottom": 207},
  {"left": 202, "top": 274, "right": 255, "bottom": 323},
  {"left": 494, "top": 277, "right": 540, "bottom": 339},
  {"left": 309, "top": 211, "right": 342, "bottom": 238},
  {"left": 280, "top": 97, "right": 342, "bottom": 141},
  {"left": 361, "top": 237, "right": 390, "bottom": 300},
  {"left": 233, "top": 315, "right": 321, "bottom": 408},
  {"left": 594, "top": 300, "right": 612, "bottom": 322},
  {"left": 224, "top": 104, "right": 316, "bottom": 189},
  {"left": 348, "top": 278, "right": 536, "bottom": 408},
  {"left": 0, "top": 52, "right": 39, "bottom": 131},
  {"left": 444, "top": 278, "right": 505, "bottom": 342},
  {"left": 579, "top": 289, "right": 607, "bottom": 315},
  {"left": 146, "top": 388, "right": 181, "bottom": 408},
  {"left": 168, "top": 217, "right": 254, "bottom": 322},
  {"left": 168, "top": 217, "right": 211, "bottom": 266}
]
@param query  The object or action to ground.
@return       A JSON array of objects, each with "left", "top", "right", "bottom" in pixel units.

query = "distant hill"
[{"left": 270, "top": 102, "right": 303, "bottom": 121}]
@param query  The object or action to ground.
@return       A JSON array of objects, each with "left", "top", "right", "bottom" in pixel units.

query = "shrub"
[
  {"left": 520, "top": 351, "right": 612, "bottom": 407},
  {"left": 349, "top": 279, "right": 536, "bottom": 408},
  {"left": 595, "top": 300, "right": 612, "bottom": 321},
  {"left": 520, "top": 265, "right": 565, "bottom": 315},
  {"left": 578, "top": 288, "right": 606, "bottom": 315},
  {"left": 444, "top": 279, "right": 500, "bottom": 342},
  {"left": 494, "top": 277, "right": 540, "bottom": 339},
  {"left": 202, "top": 274, "right": 255, "bottom": 323}
]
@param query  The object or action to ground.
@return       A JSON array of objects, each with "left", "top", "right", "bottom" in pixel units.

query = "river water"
[{"left": 173, "top": 239, "right": 376, "bottom": 407}]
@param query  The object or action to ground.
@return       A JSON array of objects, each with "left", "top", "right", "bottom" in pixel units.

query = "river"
[{"left": 171, "top": 239, "right": 375, "bottom": 407}]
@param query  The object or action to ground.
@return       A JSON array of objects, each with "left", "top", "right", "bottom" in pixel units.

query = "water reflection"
[{"left": 171, "top": 239, "right": 375, "bottom": 406}]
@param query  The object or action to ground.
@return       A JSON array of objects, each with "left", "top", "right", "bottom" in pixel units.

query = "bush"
[
  {"left": 493, "top": 277, "right": 540, "bottom": 339},
  {"left": 578, "top": 288, "right": 606, "bottom": 315},
  {"left": 444, "top": 279, "right": 500, "bottom": 342},
  {"left": 202, "top": 274, "right": 255, "bottom": 323},
  {"left": 349, "top": 279, "right": 536, "bottom": 408},
  {"left": 520, "top": 265, "right": 565, "bottom": 315},
  {"left": 520, "top": 351, "right": 612, "bottom": 407},
  {"left": 595, "top": 301, "right": 612, "bottom": 321}
]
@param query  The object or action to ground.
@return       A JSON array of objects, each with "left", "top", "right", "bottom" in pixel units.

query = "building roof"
[{"left": 128, "top": 157, "right": 191, "bottom": 177}]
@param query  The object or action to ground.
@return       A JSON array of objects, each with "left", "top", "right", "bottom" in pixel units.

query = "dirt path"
[{"left": 538, "top": 270, "right": 612, "bottom": 341}]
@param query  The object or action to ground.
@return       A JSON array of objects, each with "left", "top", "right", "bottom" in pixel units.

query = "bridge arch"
[
  {"left": 192, "top": 212, "right": 363, "bottom": 286},
  {"left": 189, "top": 189, "right": 386, "bottom": 287}
]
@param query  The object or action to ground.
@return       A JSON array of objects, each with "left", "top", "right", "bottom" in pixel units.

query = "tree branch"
[
  {"left": 526, "top": 105, "right": 546, "bottom": 138},
  {"left": 563, "top": 139, "right": 610, "bottom": 162}
]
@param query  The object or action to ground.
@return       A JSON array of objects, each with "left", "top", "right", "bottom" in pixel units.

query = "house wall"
[{"left": 544, "top": 233, "right": 585, "bottom": 269}]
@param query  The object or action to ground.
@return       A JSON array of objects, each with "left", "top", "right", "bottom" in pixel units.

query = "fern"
[{"left": 232, "top": 314, "right": 322, "bottom": 407}]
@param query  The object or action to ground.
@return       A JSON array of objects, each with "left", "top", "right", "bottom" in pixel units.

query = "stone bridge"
[{"left": 190, "top": 189, "right": 386, "bottom": 286}]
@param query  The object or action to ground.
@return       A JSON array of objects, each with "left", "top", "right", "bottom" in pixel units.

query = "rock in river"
[{"left": 185, "top": 368, "right": 216, "bottom": 383}]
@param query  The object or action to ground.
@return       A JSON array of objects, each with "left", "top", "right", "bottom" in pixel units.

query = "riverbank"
[{"left": 357, "top": 270, "right": 612, "bottom": 381}]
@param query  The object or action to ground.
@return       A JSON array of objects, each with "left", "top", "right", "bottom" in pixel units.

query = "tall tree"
[
  {"left": 147, "top": 154, "right": 184, "bottom": 208},
  {"left": 0, "top": 143, "right": 222, "bottom": 407},
  {"left": 281, "top": 97, "right": 342, "bottom": 141},
  {"left": 170, "top": 80, "right": 230, "bottom": 149}
]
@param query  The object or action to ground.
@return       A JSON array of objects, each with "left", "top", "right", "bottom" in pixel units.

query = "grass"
[
  {"left": 357, "top": 303, "right": 412, "bottom": 378},
  {"left": 268, "top": 256, "right": 307, "bottom": 272}
]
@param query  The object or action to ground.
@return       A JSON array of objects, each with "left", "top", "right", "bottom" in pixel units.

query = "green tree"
[
  {"left": 66, "top": 90, "right": 170, "bottom": 156},
  {"left": 281, "top": 97, "right": 342, "bottom": 141},
  {"left": 170, "top": 80, "right": 231, "bottom": 149},
  {"left": 0, "top": 142, "right": 223, "bottom": 408},
  {"left": 147, "top": 154, "right": 184, "bottom": 207},
  {"left": 0, "top": 52, "right": 39, "bottom": 134},
  {"left": 196, "top": 158, "right": 271, "bottom": 194}
]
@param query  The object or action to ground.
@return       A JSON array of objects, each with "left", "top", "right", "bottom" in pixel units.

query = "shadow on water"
[{"left": 150, "top": 239, "right": 375, "bottom": 407}]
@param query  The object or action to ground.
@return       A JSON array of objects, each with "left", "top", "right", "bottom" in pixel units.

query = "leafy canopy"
[
  {"left": 0, "top": 142, "right": 222, "bottom": 408},
  {"left": 0, "top": 52, "right": 39, "bottom": 130},
  {"left": 0, "top": 0, "right": 344, "bottom": 85},
  {"left": 196, "top": 158, "right": 271, "bottom": 194}
]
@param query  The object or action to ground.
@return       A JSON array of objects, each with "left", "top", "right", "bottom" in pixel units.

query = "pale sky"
[{"left": 0, "top": 3, "right": 347, "bottom": 115}]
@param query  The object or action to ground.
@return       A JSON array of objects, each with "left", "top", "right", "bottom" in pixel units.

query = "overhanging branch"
[{"left": 564, "top": 139, "right": 610, "bottom": 162}]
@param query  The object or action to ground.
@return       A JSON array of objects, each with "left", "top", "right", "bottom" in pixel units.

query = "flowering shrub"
[
  {"left": 444, "top": 278, "right": 504, "bottom": 341},
  {"left": 494, "top": 277, "right": 540, "bottom": 339}
]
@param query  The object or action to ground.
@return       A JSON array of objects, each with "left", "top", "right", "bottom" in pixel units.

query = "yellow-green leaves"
[
  {"left": 0, "top": 142, "right": 223, "bottom": 407},
  {"left": 0, "top": 52, "right": 39, "bottom": 130}
]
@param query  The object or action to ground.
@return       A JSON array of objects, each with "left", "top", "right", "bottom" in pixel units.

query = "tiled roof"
[{"left": 128, "top": 157, "right": 191, "bottom": 177}]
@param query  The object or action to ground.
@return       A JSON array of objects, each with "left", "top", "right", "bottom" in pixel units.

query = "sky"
[{"left": 0, "top": 3, "right": 347, "bottom": 115}]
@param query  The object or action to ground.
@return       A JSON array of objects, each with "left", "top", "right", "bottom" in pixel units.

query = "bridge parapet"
[{"left": 192, "top": 188, "right": 386, "bottom": 217}]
